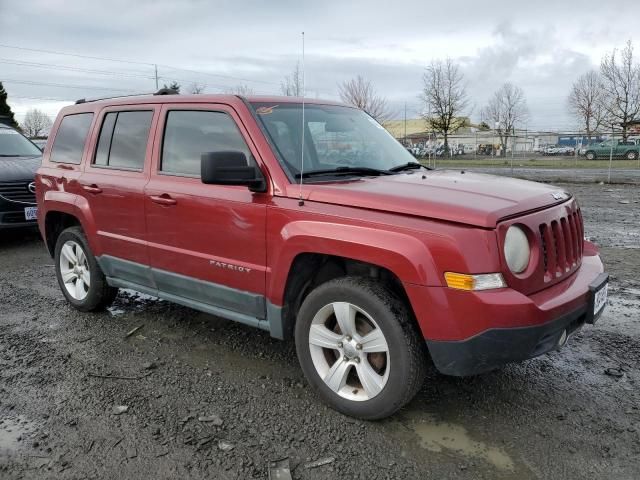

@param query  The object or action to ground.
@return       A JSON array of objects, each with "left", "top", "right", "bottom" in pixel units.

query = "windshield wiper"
[
  {"left": 295, "top": 166, "right": 392, "bottom": 179},
  {"left": 389, "top": 162, "right": 432, "bottom": 172}
]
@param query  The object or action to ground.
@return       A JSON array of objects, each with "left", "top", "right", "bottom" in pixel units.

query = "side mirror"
[{"left": 201, "top": 151, "right": 266, "bottom": 192}]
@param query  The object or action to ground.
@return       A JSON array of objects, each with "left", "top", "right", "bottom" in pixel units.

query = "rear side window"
[
  {"left": 94, "top": 111, "right": 153, "bottom": 170},
  {"left": 161, "top": 110, "right": 254, "bottom": 176},
  {"left": 50, "top": 113, "right": 93, "bottom": 164}
]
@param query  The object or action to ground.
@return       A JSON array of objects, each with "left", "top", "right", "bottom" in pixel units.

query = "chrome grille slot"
[{"left": 0, "top": 181, "right": 36, "bottom": 203}]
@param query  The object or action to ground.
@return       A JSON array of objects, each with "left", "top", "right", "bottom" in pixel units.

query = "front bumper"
[
  {"left": 426, "top": 303, "right": 589, "bottom": 376},
  {"left": 0, "top": 210, "right": 37, "bottom": 229},
  {"left": 404, "top": 253, "right": 606, "bottom": 376}
]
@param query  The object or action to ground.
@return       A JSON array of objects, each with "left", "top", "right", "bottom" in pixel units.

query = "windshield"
[
  {"left": 251, "top": 102, "right": 416, "bottom": 180},
  {"left": 0, "top": 128, "right": 42, "bottom": 156}
]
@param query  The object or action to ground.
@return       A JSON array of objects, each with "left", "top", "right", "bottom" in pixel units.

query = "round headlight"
[{"left": 504, "top": 226, "right": 530, "bottom": 273}]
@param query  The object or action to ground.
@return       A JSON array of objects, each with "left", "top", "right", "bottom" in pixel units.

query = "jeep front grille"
[{"left": 538, "top": 209, "right": 583, "bottom": 282}]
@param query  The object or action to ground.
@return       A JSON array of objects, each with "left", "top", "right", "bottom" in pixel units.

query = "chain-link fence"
[{"left": 406, "top": 131, "right": 640, "bottom": 184}]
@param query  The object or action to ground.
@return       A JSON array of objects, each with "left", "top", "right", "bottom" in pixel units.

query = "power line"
[
  {"left": 0, "top": 43, "right": 284, "bottom": 88},
  {"left": 11, "top": 95, "right": 74, "bottom": 102},
  {"left": 0, "top": 43, "right": 154, "bottom": 66},
  {"left": 2, "top": 78, "right": 137, "bottom": 92},
  {"left": 0, "top": 58, "right": 154, "bottom": 79}
]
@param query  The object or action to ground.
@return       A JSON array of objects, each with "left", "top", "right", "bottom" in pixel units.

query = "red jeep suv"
[{"left": 36, "top": 93, "right": 608, "bottom": 419}]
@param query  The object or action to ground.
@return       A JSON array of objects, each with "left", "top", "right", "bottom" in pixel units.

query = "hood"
[
  {"left": 0, "top": 156, "right": 42, "bottom": 183},
  {"left": 294, "top": 170, "right": 570, "bottom": 228}
]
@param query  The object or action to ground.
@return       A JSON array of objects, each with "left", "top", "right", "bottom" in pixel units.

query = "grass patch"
[{"left": 419, "top": 157, "right": 640, "bottom": 169}]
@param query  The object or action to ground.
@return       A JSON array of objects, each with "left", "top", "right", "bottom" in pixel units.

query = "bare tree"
[
  {"left": 338, "top": 75, "right": 390, "bottom": 122},
  {"left": 482, "top": 83, "right": 528, "bottom": 156},
  {"left": 21, "top": 108, "right": 52, "bottom": 137},
  {"left": 280, "top": 62, "right": 303, "bottom": 96},
  {"left": 600, "top": 40, "right": 640, "bottom": 140},
  {"left": 188, "top": 83, "right": 205, "bottom": 94},
  {"left": 420, "top": 58, "right": 469, "bottom": 152},
  {"left": 225, "top": 84, "right": 255, "bottom": 96},
  {"left": 568, "top": 71, "right": 605, "bottom": 139}
]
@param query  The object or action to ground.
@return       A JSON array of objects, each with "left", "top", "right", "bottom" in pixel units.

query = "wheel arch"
[
  {"left": 42, "top": 193, "right": 99, "bottom": 257},
  {"left": 267, "top": 221, "right": 439, "bottom": 340},
  {"left": 275, "top": 252, "right": 419, "bottom": 341}
]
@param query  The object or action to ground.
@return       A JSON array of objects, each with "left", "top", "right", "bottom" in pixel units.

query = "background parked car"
[
  {"left": 583, "top": 139, "right": 640, "bottom": 160},
  {"left": 0, "top": 124, "right": 42, "bottom": 229}
]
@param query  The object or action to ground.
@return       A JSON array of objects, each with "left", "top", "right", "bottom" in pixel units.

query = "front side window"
[
  {"left": 161, "top": 110, "right": 254, "bottom": 177},
  {"left": 251, "top": 103, "right": 416, "bottom": 181},
  {"left": 94, "top": 111, "right": 153, "bottom": 170},
  {"left": 50, "top": 113, "right": 94, "bottom": 164}
]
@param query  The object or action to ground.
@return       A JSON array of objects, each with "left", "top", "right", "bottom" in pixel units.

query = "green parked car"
[{"left": 584, "top": 139, "right": 639, "bottom": 160}]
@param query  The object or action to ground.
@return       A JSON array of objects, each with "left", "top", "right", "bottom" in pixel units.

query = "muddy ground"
[{"left": 0, "top": 181, "right": 638, "bottom": 480}]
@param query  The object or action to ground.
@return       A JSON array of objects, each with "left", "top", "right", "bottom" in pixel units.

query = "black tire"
[
  {"left": 585, "top": 151, "right": 596, "bottom": 160},
  {"left": 625, "top": 150, "right": 638, "bottom": 160},
  {"left": 294, "top": 276, "right": 427, "bottom": 420},
  {"left": 54, "top": 226, "right": 117, "bottom": 312}
]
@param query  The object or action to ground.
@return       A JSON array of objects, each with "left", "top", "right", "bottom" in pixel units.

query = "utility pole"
[
  {"left": 474, "top": 131, "right": 477, "bottom": 160},
  {"left": 154, "top": 64, "right": 159, "bottom": 90},
  {"left": 608, "top": 124, "right": 614, "bottom": 183},
  {"left": 404, "top": 102, "right": 407, "bottom": 147}
]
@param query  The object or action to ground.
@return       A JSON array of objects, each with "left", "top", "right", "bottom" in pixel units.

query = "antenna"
[{"left": 298, "top": 31, "right": 306, "bottom": 206}]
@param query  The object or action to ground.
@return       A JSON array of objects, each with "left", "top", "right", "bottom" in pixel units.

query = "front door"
[
  {"left": 78, "top": 106, "right": 157, "bottom": 285},
  {"left": 144, "top": 105, "right": 268, "bottom": 318}
]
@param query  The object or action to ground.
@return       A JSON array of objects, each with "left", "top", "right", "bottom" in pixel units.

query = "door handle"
[
  {"left": 82, "top": 184, "right": 102, "bottom": 194},
  {"left": 149, "top": 194, "right": 177, "bottom": 206}
]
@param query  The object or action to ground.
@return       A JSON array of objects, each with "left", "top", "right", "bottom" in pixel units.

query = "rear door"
[
  {"left": 78, "top": 105, "right": 157, "bottom": 285},
  {"left": 144, "top": 104, "right": 268, "bottom": 318}
]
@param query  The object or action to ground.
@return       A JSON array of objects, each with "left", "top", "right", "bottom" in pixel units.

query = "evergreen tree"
[
  {"left": 0, "top": 82, "right": 19, "bottom": 128},
  {"left": 163, "top": 81, "right": 181, "bottom": 93}
]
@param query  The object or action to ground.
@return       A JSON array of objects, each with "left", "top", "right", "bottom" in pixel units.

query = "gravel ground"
[{"left": 0, "top": 181, "right": 639, "bottom": 480}]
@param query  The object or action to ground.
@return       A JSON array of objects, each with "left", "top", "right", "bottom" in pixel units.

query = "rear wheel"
[
  {"left": 295, "top": 277, "right": 427, "bottom": 420},
  {"left": 626, "top": 150, "right": 638, "bottom": 160},
  {"left": 54, "top": 226, "right": 117, "bottom": 311},
  {"left": 585, "top": 151, "right": 596, "bottom": 160}
]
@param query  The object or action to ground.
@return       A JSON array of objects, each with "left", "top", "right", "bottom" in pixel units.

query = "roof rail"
[{"left": 75, "top": 88, "right": 179, "bottom": 105}]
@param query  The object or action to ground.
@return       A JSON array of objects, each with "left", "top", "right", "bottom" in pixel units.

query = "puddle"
[
  {"left": 0, "top": 415, "right": 36, "bottom": 457},
  {"left": 391, "top": 414, "right": 515, "bottom": 472},
  {"left": 409, "top": 417, "right": 514, "bottom": 470}
]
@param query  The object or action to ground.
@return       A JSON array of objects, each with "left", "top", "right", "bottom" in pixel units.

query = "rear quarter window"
[
  {"left": 50, "top": 113, "right": 94, "bottom": 164},
  {"left": 94, "top": 111, "right": 153, "bottom": 170}
]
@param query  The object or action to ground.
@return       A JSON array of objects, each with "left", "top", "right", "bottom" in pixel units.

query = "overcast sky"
[{"left": 1, "top": 0, "right": 639, "bottom": 130}]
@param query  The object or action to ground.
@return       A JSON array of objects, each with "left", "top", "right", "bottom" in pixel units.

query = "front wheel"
[
  {"left": 626, "top": 150, "right": 638, "bottom": 160},
  {"left": 54, "top": 226, "right": 117, "bottom": 311},
  {"left": 585, "top": 151, "right": 596, "bottom": 160},
  {"left": 295, "top": 277, "right": 427, "bottom": 420}
]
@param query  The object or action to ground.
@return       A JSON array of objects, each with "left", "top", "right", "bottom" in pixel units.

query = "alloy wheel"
[
  {"left": 59, "top": 240, "right": 91, "bottom": 300},
  {"left": 308, "top": 302, "right": 390, "bottom": 401}
]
